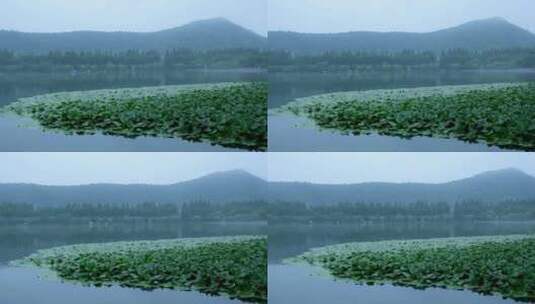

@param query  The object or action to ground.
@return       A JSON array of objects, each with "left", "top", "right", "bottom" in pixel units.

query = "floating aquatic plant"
[
  {"left": 296, "top": 234, "right": 535, "bottom": 302},
  {"left": 6, "top": 82, "right": 268, "bottom": 151},
  {"left": 282, "top": 83, "right": 535, "bottom": 151},
  {"left": 13, "top": 236, "right": 267, "bottom": 303}
]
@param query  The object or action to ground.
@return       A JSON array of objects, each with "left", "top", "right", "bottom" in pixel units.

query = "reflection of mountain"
[
  {"left": 269, "top": 168, "right": 535, "bottom": 205},
  {"left": 1, "top": 169, "right": 534, "bottom": 206},
  {"left": 0, "top": 170, "right": 268, "bottom": 206},
  {"left": 0, "top": 18, "right": 266, "bottom": 52},
  {"left": 270, "top": 17, "right": 535, "bottom": 53}
]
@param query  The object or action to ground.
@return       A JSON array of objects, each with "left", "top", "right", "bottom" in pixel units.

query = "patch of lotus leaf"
[
  {"left": 283, "top": 83, "right": 535, "bottom": 151},
  {"left": 6, "top": 82, "right": 267, "bottom": 151},
  {"left": 296, "top": 235, "right": 535, "bottom": 302},
  {"left": 8, "top": 82, "right": 242, "bottom": 111},
  {"left": 13, "top": 236, "right": 267, "bottom": 303}
]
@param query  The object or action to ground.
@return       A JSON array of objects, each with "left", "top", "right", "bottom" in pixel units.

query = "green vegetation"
[
  {"left": 269, "top": 200, "right": 535, "bottom": 222},
  {"left": 3, "top": 199, "right": 535, "bottom": 222},
  {"left": 0, "top": 201, "right": 268, "bottom": 222},
  {"left": 296, "top": 235, "right": 535, "bottom": 302},
  {"left": 0, "top": 48, "right": 268, "bottom": 71},
  {"left": 269, "top": 201, "right": 450, "bottom": 222},
  {"left": 6, "top": 82, "right": 267, "bottom": 151},
  {"left": 0, "top": 201, "right": 262, "bottom": 220},
  {"left": 270, "top": 48, "right": 535, "bottom": 71},
  {"left": 0, "top": 202, "right": 179, "bottom": 219},
  {"left": 181, "top": 201, "right": 268, "bottom": 221},
  {"left": 284, "top": 83, "right": 535, "bottom": 150},
  {"left": 14, "top": 236, "right": 267, "bottom": 303}
]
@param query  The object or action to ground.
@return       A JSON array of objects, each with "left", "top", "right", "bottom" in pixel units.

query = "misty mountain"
[
  {"left": 0, "top": 170, "right": 268, "bottom": 206},
  {"left": 0, "top": 18, "right": 266, "bottom": 53},
  {"left": 269, "top": 17, "right": 535, "bottom": 54},
  {"left": 1, "top": 168, "right": 534, "bottom": 207},
  {"left": 269, "top": 168, "right": 535, "bottom": 205}
]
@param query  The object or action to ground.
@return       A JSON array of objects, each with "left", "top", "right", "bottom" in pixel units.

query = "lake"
[
  {"left": 268, "top": 69, "right": 535, "bottom": 151},
  {"left": 0, "top": 220, "right": 267, "bottom": 304},
  {"left": 268, "top": 220, "right": 535, "bottom": 304},
  {"left": 0, "top": 69, "right": 265, "bottom": 152}
]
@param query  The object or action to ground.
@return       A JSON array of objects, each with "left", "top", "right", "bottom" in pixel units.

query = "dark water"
[
  {"left": 0, "top": 69, "right": 265, "bottom": 152},
  {"left": 0, "top": 114, "right": 239, "bottom": 152},
  {"left": 269, "top": 69, "right": 535, "bottom": 108},
  {"left": 0, "top": 69, "right": 266, "bottom": 107},
  {"left": 0, "top": 220, "right": 266, "bottom": 304},
  {"left": 268, "top": 69, "right": 535, "bottom": 151},
  {"left": 268, "top": 114, "right": 509, "bottom": 152},
  {"left": 268, "top": 221, "right": 535, "bottom": 304}
]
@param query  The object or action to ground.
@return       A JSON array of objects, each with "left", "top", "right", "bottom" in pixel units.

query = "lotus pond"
[
  {"left": 294, "top": 234, "right": 535, "bottom": 302},
  {"left": 279, "top": 83, "right": 535, "bottom": 151},
  {"left": 12, "top": 236, "right": 267, "bottom": 303},
  {"left": 3, "top": 82, "right": 267, "bottom": 151}
]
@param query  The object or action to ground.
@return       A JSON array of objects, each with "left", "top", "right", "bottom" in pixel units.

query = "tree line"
[
  {"left": 2, "top": 199, "right": 533, "bottom": 222},
  {"left": 270, "top": 48, "right": 535, "bottom": 70},
  {"left": 269, "top": 199, "right": 535, "bottom": 222},
  {"left": 2, "top": 47, "right": 532, "bottom": 71},
  {"left": 0, "top": 48, "right": 268, "bottom": 70},
  {"left": 0, "top": 200, "right": 267, "bottom": 221}
]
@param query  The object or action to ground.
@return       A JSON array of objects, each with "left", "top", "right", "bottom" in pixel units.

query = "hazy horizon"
[
  {"left": 269, "top": 0, "right": 535, "bottom": 34},
  {"left": 0, "top": 153, "right": 267, "bottom": 186},
  {"left": 268, "top": 153, "right": 535, "bottom": 184},
  {"left": 0, "top": 0, "right": 267, "bottom": 35},
  {"left": 2, "top": 153, "right": 535, "bottom": 186}
]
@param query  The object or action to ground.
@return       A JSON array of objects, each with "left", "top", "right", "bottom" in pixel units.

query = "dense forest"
[
  {"left": 2, "top": 199, "right": 534, "bottom": 222},
  {"left": 0, "top": 48, "right": 268, "bottom": 72},
  {"left": 0, "top": 201, "right": 267, "bottom": 221},
  {"left": 269, "top": 199, "right": 535, "bottom": 222},
  {"left": 270, "top": 48, "right": 535, "bottom": 71},
  {"left": 1, "top": 47, "right": 533, "bottom": 72}
]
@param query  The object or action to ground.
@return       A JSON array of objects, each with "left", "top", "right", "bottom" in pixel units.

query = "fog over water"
[{"left": 269, "top": 0, "right": 535, "bottom": 33}]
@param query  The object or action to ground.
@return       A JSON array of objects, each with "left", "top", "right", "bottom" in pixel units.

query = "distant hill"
[
  {"left": 0, "top": 18, "right": 267, "bottom": 53},
  {"left": 1, "top": 168, "right": 534, "bottom": 207},
  {"left": 269, "top": 17, "right": 535, "bottom": 54},
  {"left": 269, "top": 168, "right": 535, "bottom": 205},
  {"left": 0, "top": 170, "right": 268, "bottom": 206}
]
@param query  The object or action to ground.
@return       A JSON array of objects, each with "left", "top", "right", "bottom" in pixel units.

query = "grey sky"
[
  {"left": 0, "top": 0, "right": 266, "bottom": 35},
  {"left": 268, "top": 153, "right": 535, "bottom": 184},
  {"left": 0, "top": 153, "right": 267, "bottom": 185},
  {"left": 269, "top": 0, "right": 535, "bottom": 34}
]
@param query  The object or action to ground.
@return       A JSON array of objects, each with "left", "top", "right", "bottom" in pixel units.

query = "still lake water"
[
  {"left": 269, "top": 221, "right": 535, "bottom": 304},
  {"left": 0, "top": 69, "right": 265, "bottom": 151},
  {"left": 0, "top": 220, "right": 267, "bottom": 304},
  {"left": 269, "top": 69, "right": 535, "bottom": 151}
]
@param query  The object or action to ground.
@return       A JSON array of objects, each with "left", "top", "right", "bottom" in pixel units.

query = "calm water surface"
[
  {"left": 269, "top": 69, "right": 535, "bottom": 151},
  {"left": 0, "top": 220, "right": 266, "bottom": 304},
  {"left": 0, "top": 69, "right": 265, "bottom": 151},
  {"left": 269, "top": 221, "right": 535, "bottom": 304}
]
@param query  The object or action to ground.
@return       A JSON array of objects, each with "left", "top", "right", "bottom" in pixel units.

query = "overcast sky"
[
  {"left": 0, "top": 153, "right": 267, "bottom": 185},
  {"left": 0, "top": 0, "right": 266, "bottom": 35},
  {"left": 269, "top": 0, "right": 535, "bottom": 33},
  {"left": 268, "top": 153, "right": 535, "bottom": 184}
]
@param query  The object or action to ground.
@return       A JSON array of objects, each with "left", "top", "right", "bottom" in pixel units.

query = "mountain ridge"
[
  {"left": 0, "top": 168, "right": 534, "bottom": 206},
  {"left": 0, "top": 18, "right": 267, "bottom": 52},
  {"left": 269, "top": 17, "right": 535, "bottom": 53}
]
